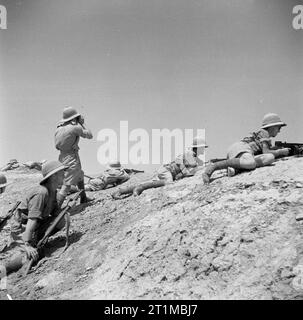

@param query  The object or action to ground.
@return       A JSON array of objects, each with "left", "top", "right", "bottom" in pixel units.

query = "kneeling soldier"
[
  {"left": 0, "top": 161, "right": 66, "bottom": 276},
  {"left": 202, "top": 113, "right": 291, "bottom": 183}
]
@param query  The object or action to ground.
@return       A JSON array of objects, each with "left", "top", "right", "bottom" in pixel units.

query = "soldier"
[
  {"left": 0, "top": 159, "right": 19, "bottom": 172},
  {"left": 23, "top": 160, "right": 46, "bottom": 171},
  {"left": 0, "top": 173, "right": 7, "bottom": 194},
  {"left": 202, "top": 113, "right": 291, "bottom": 183},
  {"left": 0, "top": 160, "right": 66, "bottom": 276},
  {"left": 154, "top": 136, "right": 207, "bottom": 183},
  {"left": 112, "top": 136, "right": 208, "bottom": 198},
  {"left": 55, "top": 107, "right": 93, "bottom": 205},
  {"left": 85, "top": 160, "right": 130, "bottom": 192}
]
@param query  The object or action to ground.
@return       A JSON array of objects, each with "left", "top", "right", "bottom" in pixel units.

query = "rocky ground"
[{"left": 1, "top": 158, "right": 303, "bottom": 300}]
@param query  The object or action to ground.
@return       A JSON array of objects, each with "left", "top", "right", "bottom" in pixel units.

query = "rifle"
[
  {"left": 124, "top": 168, "right": 145, "bottom": 174},
  {"left": 275, "top": 141, "right": 303, "bottom": 157},
  {"left": 0, "top": 201, "right": 21, "bottom": 231},
  {"left": 209, "top": 158, "right": 227, "bottom": 164},
  {"left": 24, "top": 190, "right": 83, "bottom": 275}
]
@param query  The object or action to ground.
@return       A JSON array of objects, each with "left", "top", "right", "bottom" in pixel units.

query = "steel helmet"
[
  {"left": 61, "top": 107, "right": 81, "bottom": 123},
  {"left": 261, "top": 113, "right": 286, "bottom": 129},
  {"left": 40, "top": 160, "right": 66, "bottom": 185},
  {"left": 107, "top": 160, "right": 122, "bottom": 169},
  {"left": 0, "top": 173, "right": 7, "bottom": 188},
  {"left": 191, "top": 136, "right": 208, "bottom": 148}
]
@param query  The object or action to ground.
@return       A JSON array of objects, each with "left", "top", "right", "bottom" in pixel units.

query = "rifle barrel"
[{"left": 0, "top": 201, "right": 21, "bottom": 230}]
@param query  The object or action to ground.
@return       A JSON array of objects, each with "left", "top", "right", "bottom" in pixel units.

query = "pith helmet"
[
  {"left": 261, "top": 113, "right": 286, "bottom": 129},
  {"left": 61, "top": 107, "right": 81, "bottom": 123},
  {"left": 40, "top": 160, "right": 66, "bottom": 185},
  {"left": 191, "top": 136, "right": 208, "bottom": 148},
  {"left": 0, "top": 173, "right": 7, "bottom": 188},
  {"left": 107, "top": 160, "right": 121, "bottom": 169}
]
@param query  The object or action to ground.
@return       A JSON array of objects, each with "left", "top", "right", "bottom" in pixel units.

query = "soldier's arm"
[
  {"left": 24, "top": 191, "right": 47, "bottom": 236},
  {"left": 175, "top": 154, "right": 194, "bottom": 177},
  {"left": 22, "top": 219, "right": 39, "bottom": 261},
  {"left": 22, "top": 219, "right": 38, "bottom": 243},
  {"left": 262, "top": 142, "right": 290, "bottom": 158},
  {"left": 78, "top": 124, "right": 93, "bottom": 139},
  {"left": 76, "top": 117, "right": 93, "bottom": 139}
]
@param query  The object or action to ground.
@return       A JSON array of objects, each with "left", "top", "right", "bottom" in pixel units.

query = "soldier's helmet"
[
  {"left": 0, "top": 173, "right": 7, "bottom": 189},
  {"left": 191, "top": 136, "right": 208, "bottom": 148},
  {"left": 261, "top": 113, "right": 286, "bottom": 129},
  {"left": 62, "top": 107, "right": 81, "bottom": 123},
  {"left": 8, "top": 159, "right": 18, "bottom": 164},
  {"left": 40, "top": 160, "right": 66, "bottom": 185},
  {"left": 108, "top": 160, "right": 122, "bottom": 169}
]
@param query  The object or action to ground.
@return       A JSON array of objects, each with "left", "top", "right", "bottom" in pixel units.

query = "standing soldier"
[
  {"left": 202, "top": 113, "right": 291, "bottom": 183},
  {"left": 0, "top": 173, "right": 7, "bottom": 194},
  {"left": 55, "top": 107, "right": 93, "bottom": 205}
]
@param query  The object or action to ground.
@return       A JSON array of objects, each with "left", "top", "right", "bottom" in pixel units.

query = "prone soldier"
[{"left": 202, "top": 113, "right": 291, "bottom": 183}]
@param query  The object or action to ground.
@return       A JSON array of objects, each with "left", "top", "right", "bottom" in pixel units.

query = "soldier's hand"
[
  {"left": 24, "top": 245, "right": 39, "bottom": 261},
  {"left": 283, "top": 148, "right": 291, "bottom": 156},
  {"left": 78, "top": 115, "right": 85, "bottom": 125}
]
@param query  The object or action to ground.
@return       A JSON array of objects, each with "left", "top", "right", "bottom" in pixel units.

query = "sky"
[{"left": 0, "top": 0, "right": 302, "bottom": 174}]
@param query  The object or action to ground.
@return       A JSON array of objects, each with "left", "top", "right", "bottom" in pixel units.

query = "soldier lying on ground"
[
  {"left": 85, "top": 161, "right": 130, "bottom": 192},
  {"left": 23, "top": 160, "right": 46, "bottom": 171},
  {"left": 0, "top": 173, "right": 7, "bottom": 194},
  {"left": 202, "top": 113, "right": 291, "bottom": 184},
  {"left": 0, "top": 159, "right": 19, "bottom": 172},
  {"left": 0, "top": 161, "right": 66, "bottom": 277},
  {"left": 112, "top": 136, "right": 207, "bottom": 198},
  {"left": 55, "top": 106, "right": 93, "bottom": 206}
]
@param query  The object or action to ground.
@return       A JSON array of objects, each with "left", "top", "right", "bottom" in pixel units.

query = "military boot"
[
  {"left": 77, "top": 180, "right": 94, "bottom": 204},
  {"left": 202, "top": 158, "right": 241, "bottom": 184}
]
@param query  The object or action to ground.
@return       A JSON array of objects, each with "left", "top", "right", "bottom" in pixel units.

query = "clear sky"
[{"left": 0, "top": 0, "right": 302, "bottom": 174}]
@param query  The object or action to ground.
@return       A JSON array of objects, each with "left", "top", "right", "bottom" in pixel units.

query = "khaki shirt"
[
  {"left": 55, "top": 123, "right": 92, "bottom": 153},
  {"left": 241, "top": 129, "right": 271, "bottom": 155},
  {"left": 165, "top": 150, "right": 204, "bottom": 178},
  {"left": 17, "top": 185, "right": 58, "bottom": 221},
  {"left": 9, "top": 186, "right": 59, "bottom": 248}
]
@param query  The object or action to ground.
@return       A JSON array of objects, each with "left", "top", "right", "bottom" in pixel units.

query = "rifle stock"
[
  {"left": 124, "top": 168, "right": 144, "bottom": 174},
  {"left": 24, "top": 190, "right": 83, "bottom": 276},
  {"left": 209, "top": 158, "right": 227, "bottom": 163}
]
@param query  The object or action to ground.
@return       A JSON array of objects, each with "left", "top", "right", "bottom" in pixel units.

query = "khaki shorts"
[
  {"left": 227, "top": 142, "right": 253, "bottom": 159},
  {"left": 59, "top": 151, "right": 84, "bottom": 186}
]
